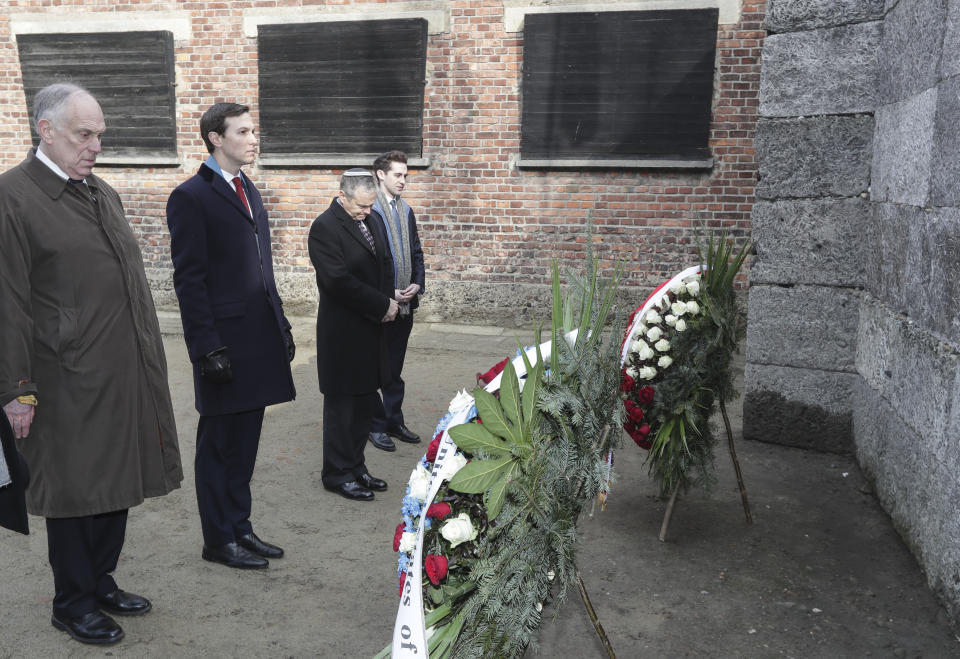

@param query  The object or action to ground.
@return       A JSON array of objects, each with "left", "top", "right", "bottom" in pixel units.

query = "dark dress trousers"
[
  {"left": 308, "top": 199, "right": 393, "bottom": 486},
  {"left": 167, "top": 163, "right": 295, "bottom": 546},
  {"left": 369, "top": 202, "right": 425, "bottom": 433}
]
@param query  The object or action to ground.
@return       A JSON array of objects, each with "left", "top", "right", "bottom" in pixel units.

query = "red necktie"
[{"left": 232, "top": 176, "right": 251, "bottom": 215}]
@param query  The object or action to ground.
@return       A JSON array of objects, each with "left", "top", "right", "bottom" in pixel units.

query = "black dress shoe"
[
  {"left": 358, "top": 472, "right": 388, "bottom": 492},
  {"left": 368, "top": 431, "right": 396, "bottom": 451},
  {"left": 97, "top": 589, "right": 151, "bottom": 617},
  {"left": 202, "top": 541, "right": 268, "bottom": 569},
  {"left": 387, "top": 424, "right": 420, "bottom": 443},
  {"left": 238, "top": 532, "right": 284, "bottom": 559},
  {"left": 51, "top": 610, "right": 124, "bottom": 645},
  {"left": 324, "top": 480, "right": 374, "bottom": 501}
]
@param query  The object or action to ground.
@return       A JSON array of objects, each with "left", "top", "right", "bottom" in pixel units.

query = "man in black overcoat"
[
  {"left": 309, "top": 169, "right": 398, "bottom": 501},
  {"left": 166, "top": 103, "right": 296, "bottom": 568}
]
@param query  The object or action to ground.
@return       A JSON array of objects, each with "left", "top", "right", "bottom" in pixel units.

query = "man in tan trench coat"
[{"left": 0, "top": 83, "right": 183, "bottom": 645}]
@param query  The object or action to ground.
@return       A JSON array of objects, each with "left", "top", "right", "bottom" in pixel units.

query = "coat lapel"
[
  {"left": 333, "top": 201, "right": 376, "bottom": 256},
  {"left": 204, "top": 166, "right": 255, "bottom": 227}
]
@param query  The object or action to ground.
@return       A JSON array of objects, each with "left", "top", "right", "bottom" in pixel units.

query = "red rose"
[
  {"left": 619, "top": 374, "right": 636, "bottom": 393},
  {"left": 427, "top": 502, "right": 452, "bottom": 519},
  {"left": 393, "top": 522, "right": 405, "bottom": 552},
  {"left": 638, "top": 386, "right": 655, "bottom": 406},
  {"left": 425, "top": 433, "right": 443, "bottom": 462},
  {"left": 477, "top": 357, "right": 510, "bottom": 385},
  {"left": 476, "top": 417, "right": 483, "bottom": 424},
  {"left": 624, "top": 399, "right": 637, "bottom": 412},
  {"left": 629, "top": 406, "right": 644, "bottom": 423},
  {"left": 424, "top": 554, "right": 449, "bottom": 585},
  {"left": 629, "top": 424, "right": 653, "bottom": 450},
  {"left": 398, "top": 571, "right": 407, "bottom": 597}
]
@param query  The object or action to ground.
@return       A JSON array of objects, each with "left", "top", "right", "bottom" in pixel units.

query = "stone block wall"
[
  {"left": 0, "top": 0, "right": 765, "bottom": 325},
  {"left": 747, "top": 0, "right": 960, "bottom": 620}
]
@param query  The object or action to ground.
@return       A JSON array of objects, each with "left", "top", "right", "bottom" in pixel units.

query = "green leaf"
[
  {"left": 500, "top": 360, "right": 522, "bottom": 426},
  {"left": 473, "top": 387, "right": 520, "bottom": 445},
  {"left": 448, "top": 456, "right": 516, "bottom": 494},
  {"left": 447, "top": 422, "right": 511, "bottom": 457},
  {"left": 429, "top": 585, "right": 445, "bottom": 605},
  {"left": 550, "top": 260, "right": 562, "bottom": 379},
  {"left": 521, "top": 359, "right": 543, "bottom": 439},
  {"left": 484, "top": 460, "right": 519, "bottom": 521}
]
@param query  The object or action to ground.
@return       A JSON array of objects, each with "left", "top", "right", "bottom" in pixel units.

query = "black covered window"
[
  {"left": 521, "top": 9, "right": 718, "bottom": 164},
  {"left": 17, "top": 31, "right": 177, "bottom": 161},
  {"left": 258, "top": 19, "right": 427, "bottom": 157}
]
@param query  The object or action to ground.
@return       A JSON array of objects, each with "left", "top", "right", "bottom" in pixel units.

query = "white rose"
[
  {"left": 684, "top": 280, "right": 700, "bottom": 297},
  {"left": 437, "top": 452, "right": 469, "bottom": 482},
  {"left": 633, "top": 324, "right": 647, "bottom": 338},
  {"left": 629, "top": 339, "right": 645, "bottom": 354},
  {"left": 685, "top": 301, "right": 700, "bottom": 316},
  {"left": 658, "top": 355, "right": 673, "bottom": 368},
  {"left": 646, "top": 326, "right": 663, "bottom": 342},
  {"left": 408, "top": 463, "right": 432, "bottom": 501},
  {"left": 398, "top": 532, "right": 418, "bottom": 554},
  {"left": 645, "top": 310, "right": 661, "bottom": 325},
  {"left": 441, "top": 512, "right": 478, "bottom": 548},
  {"left": 671, "top": 301, "right": 687, "bottom": 316},
  {"left": 448, "top": 389, "right": 475, "bottom": 414},
  {"left": 665, "top": 314, "right": 677, "bottom": 327},
  {"left": 668, "top": 280, "right": 686, "bottom": 295},
  {"left": 626, "top": 366, "right": 639, "bottom": 378},
  {"left": 655, "top": 339, "right": 671, "bottom": 352},
  {"left": 637, "top": 344, "right": 655, "bottom": 361},
  {"left": 638, "top": 366, "right": 657, "bottom": 380},
  {"left": 675, "top": 319, "right": 687, "bottom": 332}
]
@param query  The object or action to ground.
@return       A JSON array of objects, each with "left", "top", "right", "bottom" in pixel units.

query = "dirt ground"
[{"left": 1, "top": 315, "right": 958, "bottom": 658}]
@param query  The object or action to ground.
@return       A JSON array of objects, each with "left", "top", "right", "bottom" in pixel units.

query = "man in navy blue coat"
[{"left": 166, "top": 103, "right": 295, "bottom": 569}]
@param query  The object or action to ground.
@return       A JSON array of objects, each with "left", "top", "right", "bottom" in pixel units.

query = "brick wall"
[{"left": 0, "top": 0, "right": 765, "bottom": 324}]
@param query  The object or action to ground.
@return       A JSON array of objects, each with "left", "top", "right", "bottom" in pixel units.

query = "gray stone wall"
[{"left": 748, "top": 0, "right": 960, "bottom": 621}]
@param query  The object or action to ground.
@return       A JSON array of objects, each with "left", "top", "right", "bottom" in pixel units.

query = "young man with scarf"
[{"left": 367, "top": 151, "right": 426, "bottom": 452}]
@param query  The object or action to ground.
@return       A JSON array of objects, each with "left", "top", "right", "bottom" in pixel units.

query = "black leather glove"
[
  {"left": 199, "top": 347, "right": 233, "bottom": 384},
  {"left": 284, "top": 329, "right": 296, "bottom": 362}
]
